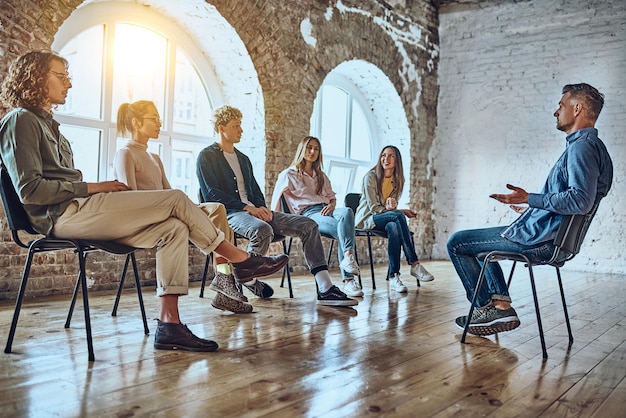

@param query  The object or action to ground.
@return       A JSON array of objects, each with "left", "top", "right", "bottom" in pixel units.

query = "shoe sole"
[
  {"left": 456, "top": 318, "right": 521, "bottom": 336},
  {"left": 391, "top": 287, "right": 408, "bottom": 293},
  {"left": 211, "top": 299, "right": 253, "bottom": 314},
  {"left": 154, "top": 343, "right": 218, "bottom": 352},
  {"left": 208, "top": 282, "right": 248, "bottom": 303},
  {"left": 317, "top": 299, "right": 359, "bottom": 306},
  {"left": 343, "top": 289, "right": 364, "bottom": 297},
  {"left": 417, "top": 276, "right": 434, "bottom": 282}
]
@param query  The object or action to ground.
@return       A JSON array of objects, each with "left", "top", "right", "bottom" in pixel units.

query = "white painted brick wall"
[{"left": 434, "top": 0, "right": 625, "bottom": 274}]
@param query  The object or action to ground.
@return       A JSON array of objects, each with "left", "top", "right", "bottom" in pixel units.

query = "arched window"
[
  {"left": 310, "top": 73, "right": 375, "bottom": 206},
  {"left": 310, "top": 61, "right": 412, "bottom": 207},
  {"left": 52, "top": 2, "right": 221, "bottom": 201}
]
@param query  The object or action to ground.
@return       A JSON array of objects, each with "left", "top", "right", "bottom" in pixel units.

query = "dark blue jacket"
[{"left": 196, "top": 142, "right": 266, "bottom": 213}]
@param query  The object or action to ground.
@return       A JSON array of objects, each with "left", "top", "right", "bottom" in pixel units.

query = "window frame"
[
  {"left": 310, "top": 72, "right": 379, "bottom": 204},
  {"left": 52, "top": 2, "right": 222, "bottom": 199}
]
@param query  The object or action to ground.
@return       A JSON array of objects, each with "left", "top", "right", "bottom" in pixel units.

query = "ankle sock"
[{"left": 314, "top": 270, "right": 333, "bottom": 293}]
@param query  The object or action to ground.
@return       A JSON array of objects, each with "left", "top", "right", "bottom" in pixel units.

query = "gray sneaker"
[
  {"left": 455, "top": 303, "right": 520, "bottom": 336},
  {"left": 243, "top": 280, "right": 274, "bottom": 298},
  {"left": 209, "top": 272, "right": 248, "bottom": 302}
]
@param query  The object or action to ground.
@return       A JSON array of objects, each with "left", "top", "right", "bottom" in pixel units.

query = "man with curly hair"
[{"left": 0, "top": 50, "right": 289, "bottom": 353}]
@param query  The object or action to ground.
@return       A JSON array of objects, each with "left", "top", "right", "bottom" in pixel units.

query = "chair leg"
[
  {"left": 555, "top": 267, "right": 573, "bottom": 345},
  {"left": 4, "top": 251, "right": 35, "bottom": 354},
  {"left": 282, "top": 239, "right": 293, "bottom": 298},
  {"left": 327, "top": 239, "right": 334, "bottom": 267},
  {"left": 77, "top": 251, "right": 95, "bottom": 362},
  {"left": 199, "top": 253, "right": 213, "bottom": 298},
  {"left": 528, "top": 265, "right": 548, "bottom": 359},
  {"left": 130, "top": 253, "right": 149, "bottom": 335},
  {"left": 280, "top": 237, "right": 293, "bottom": 291},
  {"left": 461, "top": 257, "right": 490, "bottom": 344},
  {"left": 506, "top": 261, "right": 517, "bottom": 287},
  {"left": 353, "top": 244, "right": 364, "bottom": 289},
  {"left": 112, "top": 253, "right": 132, "bottom": 316},
  {"left": 366, "top": 235, "right": 376, "bottom": 289},
  {"left": 65, "top": 267, "right": 82, "bottom": 328}
]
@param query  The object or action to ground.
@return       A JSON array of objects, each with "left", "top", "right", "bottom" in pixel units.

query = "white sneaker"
[
  {"left": 339, "top": 253, "right": 360, "bottom": 275},
  {"left": 389, "top": 274, "right": 407, "bottom": 293},
  {"left": 411, "top": 263, "right": 434, "bottom": 282},
  {"left": 343, "top": 279, "right": 363, "bottom": 297}
]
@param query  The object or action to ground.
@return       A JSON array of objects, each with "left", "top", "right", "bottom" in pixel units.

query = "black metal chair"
[
  {"left": 0, "top": 168, "right": 148, "bottom": 362},
  {"left": 461, "top": 202, "right": 601, "bottom": 359}
]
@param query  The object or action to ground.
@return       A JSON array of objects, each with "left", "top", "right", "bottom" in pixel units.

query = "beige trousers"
[
  {"left": 52, "top": 189, "right": 225, "bottom": 296},
  {"left": 198, "top": 202, "right": 234, "bottom": 243}
]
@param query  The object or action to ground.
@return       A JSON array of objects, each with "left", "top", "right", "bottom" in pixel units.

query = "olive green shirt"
[{"left": 0, "top": 107, "right": 89, "bottom": 235}]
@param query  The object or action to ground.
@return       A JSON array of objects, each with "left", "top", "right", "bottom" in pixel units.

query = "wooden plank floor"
[{"left": 0, "top": 260, "right": 624, "bottom": 417}]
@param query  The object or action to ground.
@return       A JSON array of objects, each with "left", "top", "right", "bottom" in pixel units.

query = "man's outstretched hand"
[{"left": 490, "top": 184, "right": 529, "bottom": 212}]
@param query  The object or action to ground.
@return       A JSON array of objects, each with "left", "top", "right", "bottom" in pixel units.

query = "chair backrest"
[
  {"left": 345, "top": 193, "right": 361, "bottom": 214},
  {"left": 551, "top": 202, "right": 600, "bottom": 263},
  {"left": 0, "top": 168, "right": 39, "bottom": 241}
]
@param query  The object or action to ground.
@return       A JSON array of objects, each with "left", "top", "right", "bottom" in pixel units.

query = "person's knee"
[
  {"left": 446, "top": 230, "right": 466, "bottom": 254},
  {"left": 386, "top": 222, "right": 399, "bottom": 238},
  {"left": 300, "top": 216, "right": 319, "bottom": 235}
]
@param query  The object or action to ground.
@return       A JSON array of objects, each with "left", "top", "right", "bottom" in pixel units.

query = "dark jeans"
[
  {"left": 372, "top": 210, "right": 418, "bottom": 278},
  {"left": 446, "top": 226, "right": 555, "bottom": 307}
]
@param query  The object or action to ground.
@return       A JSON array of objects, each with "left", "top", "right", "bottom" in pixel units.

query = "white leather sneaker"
[
  {"left": 411, "top": 263, "right": 434, "bottom": 282},
  {"left": 339, "top": 253, "right": 360, "bottom": 275},
  {"left": 389, "top": 274, "right": 407, "bottom": 293},
  {"left": 343, "top": 279, "right": 364, "bottom": 297}
]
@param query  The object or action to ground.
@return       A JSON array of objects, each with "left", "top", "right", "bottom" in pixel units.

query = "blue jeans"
[
  {"left": 302, "top": 204, "right": 356, "bottom": 279},
  {"left": 446, "top": 226, "right": 555, "bottom": 308},
  {"left": 372, "top": 210, "right": 418, "bottom": 278},
  {"left": 227, "top": 210, "right": 328, "bottom": 274}
]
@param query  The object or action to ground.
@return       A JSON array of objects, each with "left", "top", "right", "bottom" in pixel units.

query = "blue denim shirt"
[
  {"left": 502, "top": 128, "right": 613, "bottom": 245},
  {"left": 196, "top": 142, "right": 267, "bottom": 213}
]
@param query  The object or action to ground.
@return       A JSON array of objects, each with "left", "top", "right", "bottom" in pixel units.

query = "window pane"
[
  {"left": 173, "top": 48, "right": 213, "bottom": 135},
  {"left": 349, "top": 100, "right": 372, "bottom": 162},
  {"left": 170, "top": 139, "right": 208, "bottom": 202},
  {"left": 320, "top": 86, "right": 347, "bottom": 158},
  {"left": 111, "top": 24, "right": 167, "bottom": 122},
  {"left": 57, "top": 25, "right": 104, "bottom": 119},
  {"left": 60, "top": 125, "right": 101, "bottom": 182},
  {"left": 327, "top": 163, "right": 356, "bottom": 207},
  {"left": 353, "top": 166, "right": 370, "bottom": 194}
]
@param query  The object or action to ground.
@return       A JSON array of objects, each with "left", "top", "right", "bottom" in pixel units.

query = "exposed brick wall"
[
  {"left": 0, "top": 0, "right": 439, "bottom": 298},
  {"left": 434, "top": 0, "right": 626, "bottom": 273}
]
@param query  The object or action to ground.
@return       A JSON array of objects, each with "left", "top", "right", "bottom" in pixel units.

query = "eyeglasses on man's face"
[{"left": 49, "top": 70, "right": 72, "bottom": 84}]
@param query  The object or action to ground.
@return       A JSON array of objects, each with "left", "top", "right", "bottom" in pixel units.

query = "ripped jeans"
[{"left": 447, "top": 226, "right": 555, "bottom": 308}]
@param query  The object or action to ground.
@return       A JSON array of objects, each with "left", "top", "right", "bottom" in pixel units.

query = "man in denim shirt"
[{"left": 447, "top": 83, "right": 613, "bottom": 336}]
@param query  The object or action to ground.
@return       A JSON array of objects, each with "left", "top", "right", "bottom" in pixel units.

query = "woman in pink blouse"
[{"left": 272, "top": 136, "right": 362, "bottom": 297}]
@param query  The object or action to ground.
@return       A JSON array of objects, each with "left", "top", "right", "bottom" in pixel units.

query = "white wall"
[{"left": 433, "top": 0, "right": 625, "bottom": 274}]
